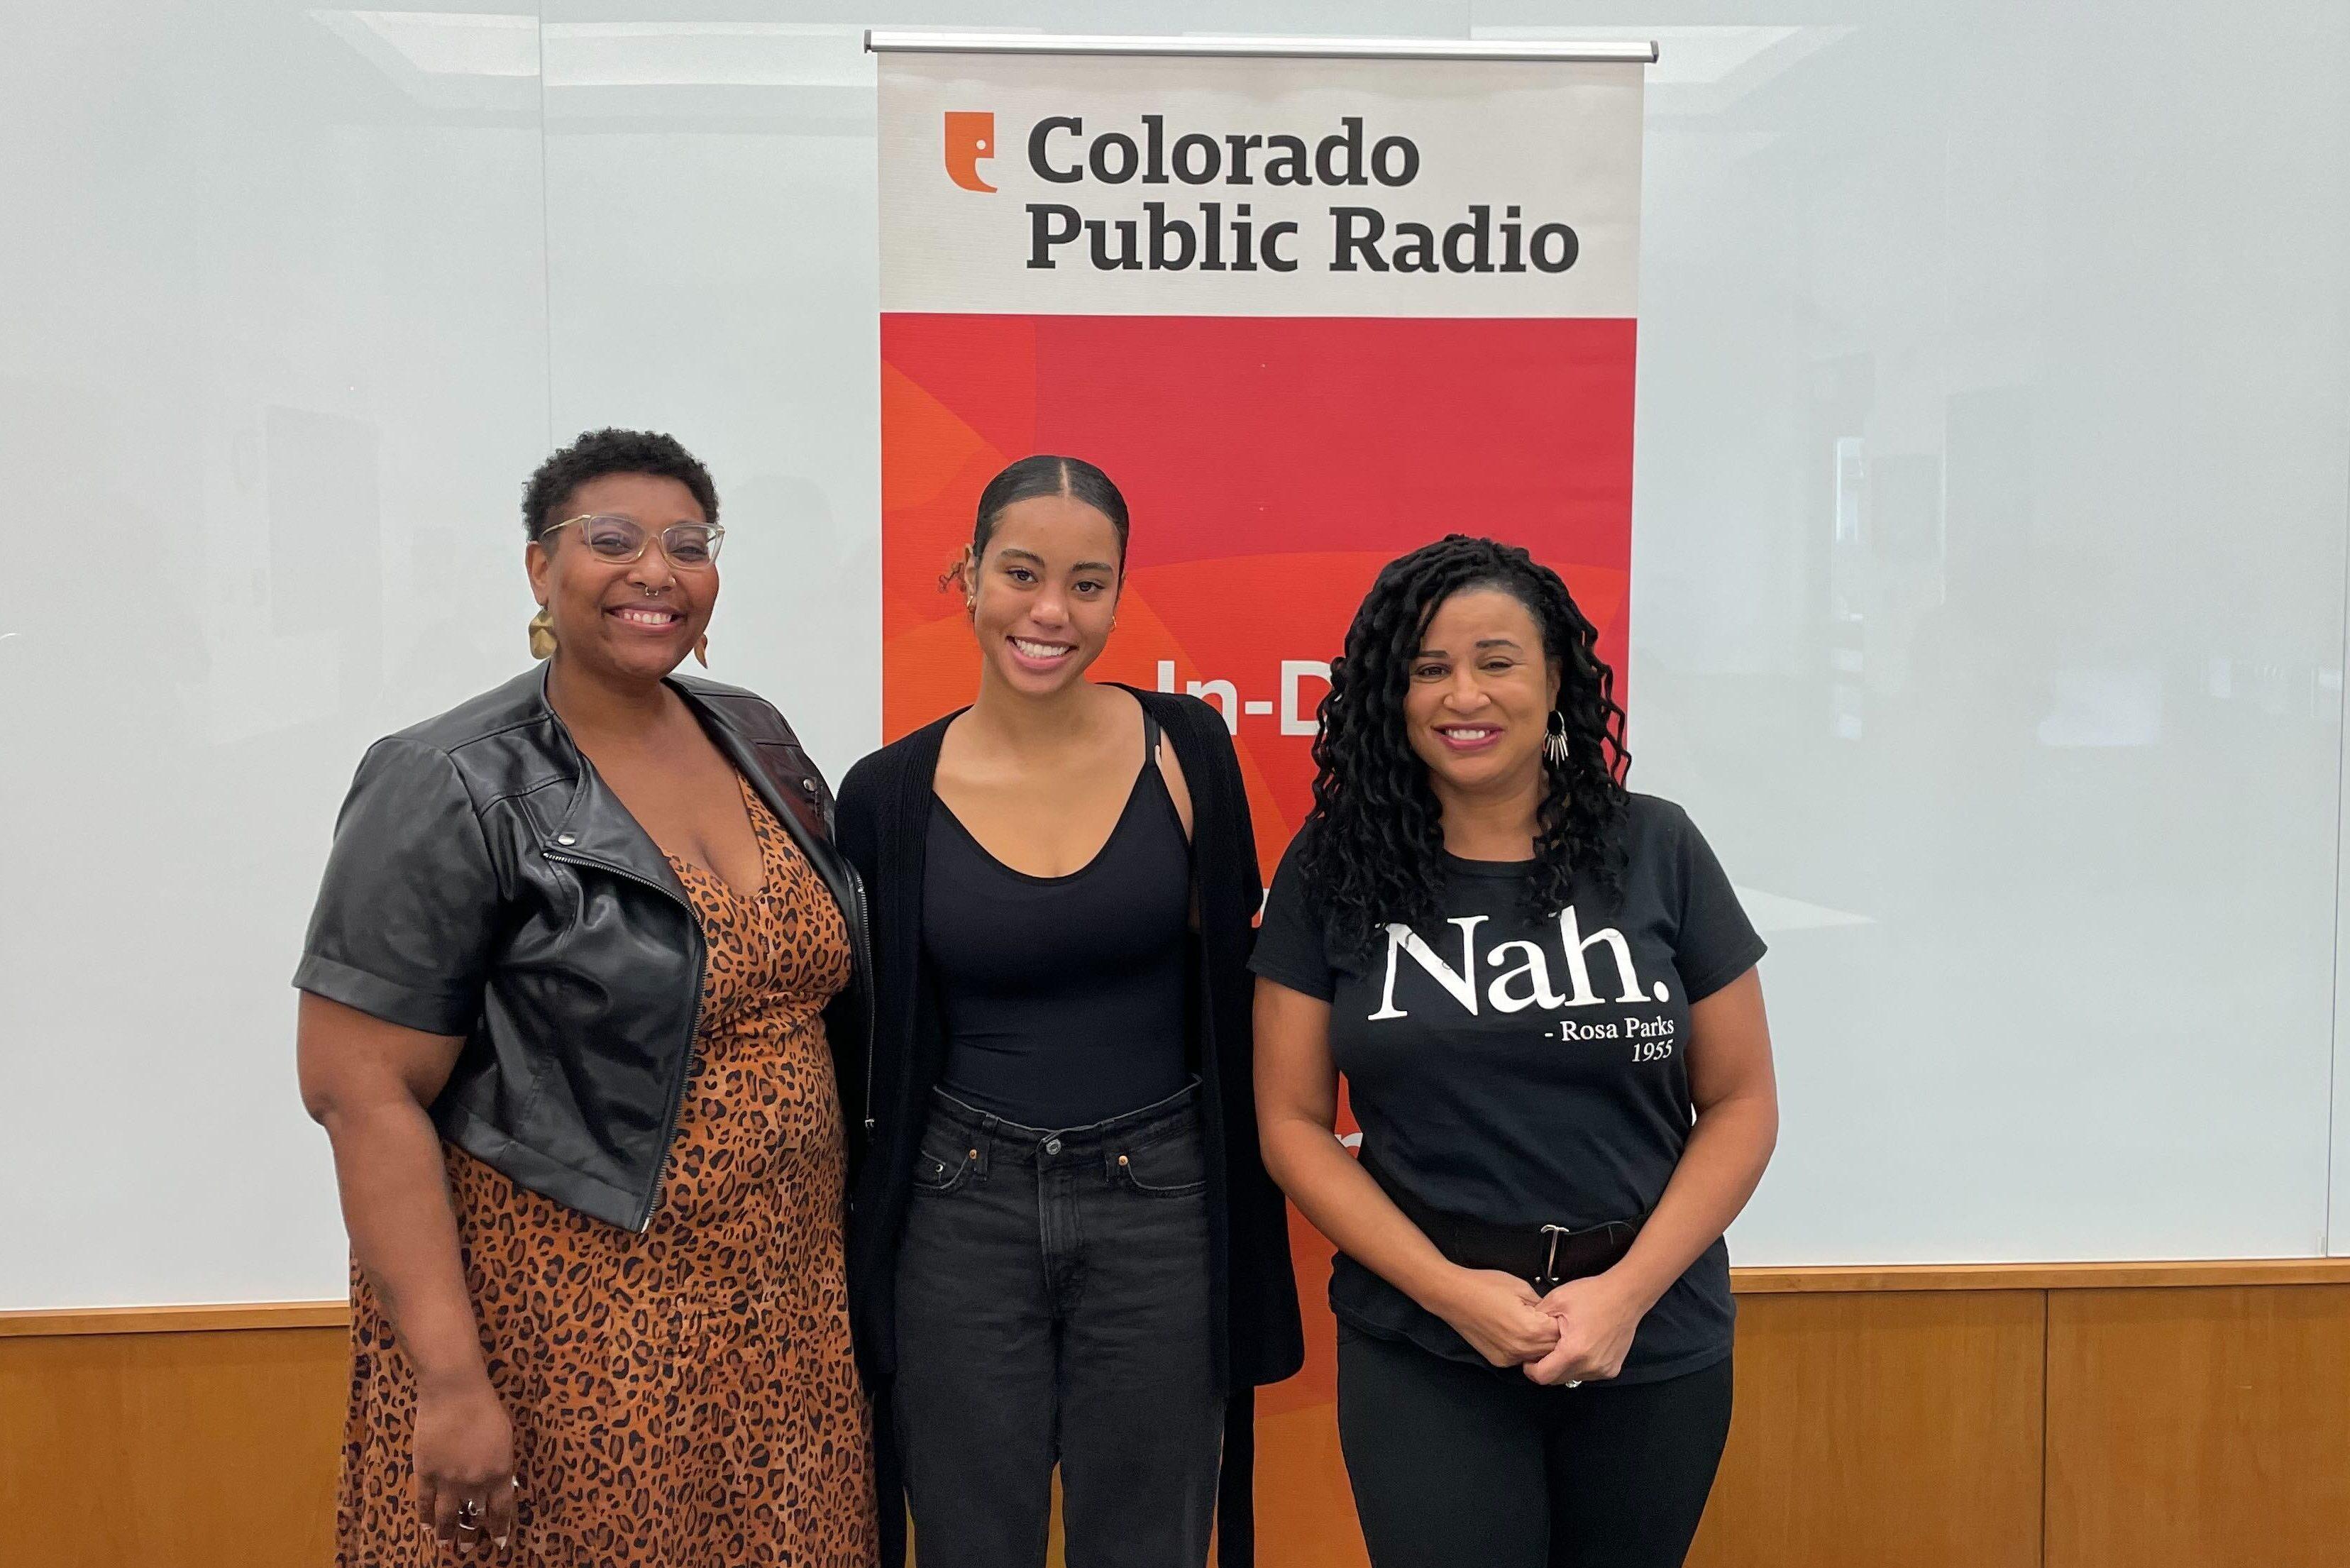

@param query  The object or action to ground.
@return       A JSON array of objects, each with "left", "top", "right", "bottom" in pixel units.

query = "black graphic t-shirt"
[{"left": 1250, "top": 794, "right": 1767, "bottom": 1384}]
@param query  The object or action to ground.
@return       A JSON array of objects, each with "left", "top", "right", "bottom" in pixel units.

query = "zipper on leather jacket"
[
  {"left": 542, "top": 842, "right": 706, "bottom": 1233},
  {"left": 637, "top": 937, "right": 706, "bottom": 1235},
  {"left": 846, "top": 862, "right": 877, "bottom": 1136}
]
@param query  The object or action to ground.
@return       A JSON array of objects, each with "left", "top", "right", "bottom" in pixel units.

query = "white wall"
[{"left": 2, "top": 0, "right": 2345, "bottom": 1308}]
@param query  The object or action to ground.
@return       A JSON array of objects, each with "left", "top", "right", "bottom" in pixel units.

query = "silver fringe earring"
[{"left": 1545, "top": 710, "right": 1570, "bottom": 766}]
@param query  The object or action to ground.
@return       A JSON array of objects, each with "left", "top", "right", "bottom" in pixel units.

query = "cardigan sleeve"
[
  {"left": 1158, "top": 690, "right": 1308, "bottom": 1391},
  {"left": 833, "top": 750, "right": 886, "bottom": 890},
  {"left": 1164, "top": 692, "right": 1264, "bottom": 917},
  {"left": 1218, "top": 716, "right": 1263, "bottom": 915}
]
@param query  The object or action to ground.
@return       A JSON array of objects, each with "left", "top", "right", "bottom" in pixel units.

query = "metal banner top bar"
[{"left": 864, "top": 31, "right": 1660, "bottom": 65}]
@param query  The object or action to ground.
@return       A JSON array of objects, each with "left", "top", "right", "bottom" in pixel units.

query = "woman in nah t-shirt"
[{"left": 1251, "top": 535, "right": 1779, "bottom": 1568}]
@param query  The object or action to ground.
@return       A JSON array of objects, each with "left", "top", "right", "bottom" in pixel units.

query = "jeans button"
[{"left": 1044, "top": 1138, "right": 1062, "bottom": 1154}]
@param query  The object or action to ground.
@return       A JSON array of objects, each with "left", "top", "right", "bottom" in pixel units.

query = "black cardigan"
[{"left": 834, "top": 686, "right": 1306, "bottom": 1568}]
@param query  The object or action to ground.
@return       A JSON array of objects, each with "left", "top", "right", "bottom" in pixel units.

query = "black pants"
[
  {"left": 892, "top": 1085, "right": 1223, "bottom": 1568},
  {"left": 1336, "top": 1326, "right": 1733, "bottom": 1568}
]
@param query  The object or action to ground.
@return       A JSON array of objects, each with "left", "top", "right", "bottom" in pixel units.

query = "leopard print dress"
[{"left": 338, "top": 775, "right": 878, "bottom": 1567}]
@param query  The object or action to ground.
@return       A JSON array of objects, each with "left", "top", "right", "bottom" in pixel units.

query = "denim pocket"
[
  {"left": 911, "top": 1135, "right": 981, "bottom": 1196},
  {"left": 1111, "top": 1126, "right": 1208, "bottom": 1198}
]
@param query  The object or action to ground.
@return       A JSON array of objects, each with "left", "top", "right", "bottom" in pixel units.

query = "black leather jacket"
[{"left": 295, "top": 666, "right": 872, "bottom": 1232}]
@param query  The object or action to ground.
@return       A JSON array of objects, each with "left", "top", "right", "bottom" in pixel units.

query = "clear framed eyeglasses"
[{"left": 540, "top": 513, "right": 724, "bottom": 568}]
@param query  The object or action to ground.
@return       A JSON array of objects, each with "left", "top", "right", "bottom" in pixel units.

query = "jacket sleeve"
[{"left": 292, "top": 738, "right": 504, "bottom": 1037}]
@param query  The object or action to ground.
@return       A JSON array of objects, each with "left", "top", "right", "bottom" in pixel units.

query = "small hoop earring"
[{"left": 1545, "top": 711, "right": 1570, "bottom": 766}]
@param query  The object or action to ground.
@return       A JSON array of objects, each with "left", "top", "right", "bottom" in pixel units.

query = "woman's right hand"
[
  {"left": 299, "top": 995, "right": 512, "bottom": 1550},
  {"left": 413, "top": 1371, "right": 518, "bottom": 1553},
  {"left": 1428, "top": 1267, "right": 1564, "bottom": 1367}
]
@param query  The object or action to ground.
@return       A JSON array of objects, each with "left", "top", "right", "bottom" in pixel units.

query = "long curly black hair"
[{"left": 1298, "top": 535, "right": 1631, "bottom": 958}]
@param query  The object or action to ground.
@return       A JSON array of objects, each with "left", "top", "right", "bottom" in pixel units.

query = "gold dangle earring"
[
  {"left": 694, "top": 634, "right": 710, "bottom": 668},
  {"left": 527, "top": 604, "right": 557, "bottom": 661}
]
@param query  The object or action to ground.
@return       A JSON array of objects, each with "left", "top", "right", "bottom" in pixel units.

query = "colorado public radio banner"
[{"left": 875, "top": 34, "right": 1647, "bottom": 1558}]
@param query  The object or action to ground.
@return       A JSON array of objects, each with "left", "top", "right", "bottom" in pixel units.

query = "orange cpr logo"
[{"left": 944, "top": 111, "right": 997, "bottom": 192}]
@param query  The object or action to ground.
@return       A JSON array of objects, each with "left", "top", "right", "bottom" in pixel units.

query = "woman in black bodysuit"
[{"left": 834, "top": 455, "right": 1303, "bottom": 1568}]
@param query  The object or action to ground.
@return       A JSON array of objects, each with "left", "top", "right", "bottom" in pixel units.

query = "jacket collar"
[{"left": 532, "top": 664, "right": 729, "bottom": 903}]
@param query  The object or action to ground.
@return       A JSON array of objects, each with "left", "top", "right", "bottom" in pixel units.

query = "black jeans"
[
  {"left": 1337, "top": 1326, "right": 1733, "bottom": 1568},
  {"left": 892, "top": 1084, "right": 1223, "bottom": 1568}
]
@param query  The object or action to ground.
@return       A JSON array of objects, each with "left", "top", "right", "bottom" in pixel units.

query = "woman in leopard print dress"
[{"left": 296, "top": 429, "right": 876, "bottom": 1566}]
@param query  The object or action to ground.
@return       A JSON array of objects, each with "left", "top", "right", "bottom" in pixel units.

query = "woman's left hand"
[{"left": 1522, "top": 1271, "right": 1648, "bottom": 1386}]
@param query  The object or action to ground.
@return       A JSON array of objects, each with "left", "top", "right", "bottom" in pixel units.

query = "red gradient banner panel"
[{"left": 881, "top": 311, "right": 1635, "bottom": 876}]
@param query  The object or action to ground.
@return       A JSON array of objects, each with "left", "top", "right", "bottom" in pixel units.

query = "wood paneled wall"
[
  {"left": 0, "top": 1317, "right": 346, "bottom": 1568},
  {"left": 2043, "top": 1285, "right": 2350, "bottom": 1567},
  {"left": 1690, "top": 1290, "right": 2047, "bottom": 1568},
  {"left": 5, "top": 1268, "right": 2346, "bottom": 1568}
]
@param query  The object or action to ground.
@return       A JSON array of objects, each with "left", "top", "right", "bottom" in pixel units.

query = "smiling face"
[
  {"left": 524, "top": 471, "right": 716, "bottom": 685},
  {"left": 966, "top": 491, "right": 1122, "bottom": 698},
  {"left": 1402, "top": 585, "right": 1562, "bottom": 803}
]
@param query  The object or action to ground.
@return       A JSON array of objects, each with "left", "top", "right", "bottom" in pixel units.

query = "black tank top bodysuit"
[{"left": 924, "top": 711, "right": 1193, "bottom": 1128}]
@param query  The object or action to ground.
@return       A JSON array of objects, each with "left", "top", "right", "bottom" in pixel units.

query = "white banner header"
[{"left": 878, "top": 53, "right": 1644, "bottom": 318}]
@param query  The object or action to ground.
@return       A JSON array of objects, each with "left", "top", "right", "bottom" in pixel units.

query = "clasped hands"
[{"left": 1438, "top": 1266, "right": 1643, "bottom": 1385}]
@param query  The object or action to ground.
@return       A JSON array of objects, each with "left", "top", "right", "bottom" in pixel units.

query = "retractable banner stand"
[{"left": 873, "top": 33, "right": 1650, "bottom": 1559}]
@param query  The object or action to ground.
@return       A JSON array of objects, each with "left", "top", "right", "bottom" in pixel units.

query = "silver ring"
[
  {"left": 456, "top": 1499, "right": 484, "bottom": 1528},
  {"left": 1565, "top": 1379, "right": 1583, "bottom": 1388}
]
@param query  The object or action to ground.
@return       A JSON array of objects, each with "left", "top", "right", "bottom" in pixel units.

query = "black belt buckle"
[
  {"left": 1536, "top": 1222, "right": 1574, "bottom": 1293},
  {"left": 1535, "top": 1217, "right": 1640, "bottom": 1291}
]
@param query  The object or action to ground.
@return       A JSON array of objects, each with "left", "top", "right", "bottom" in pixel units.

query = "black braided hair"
[{"left": 1298, "top": 535, "right": 1631, "bottom": 958}]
